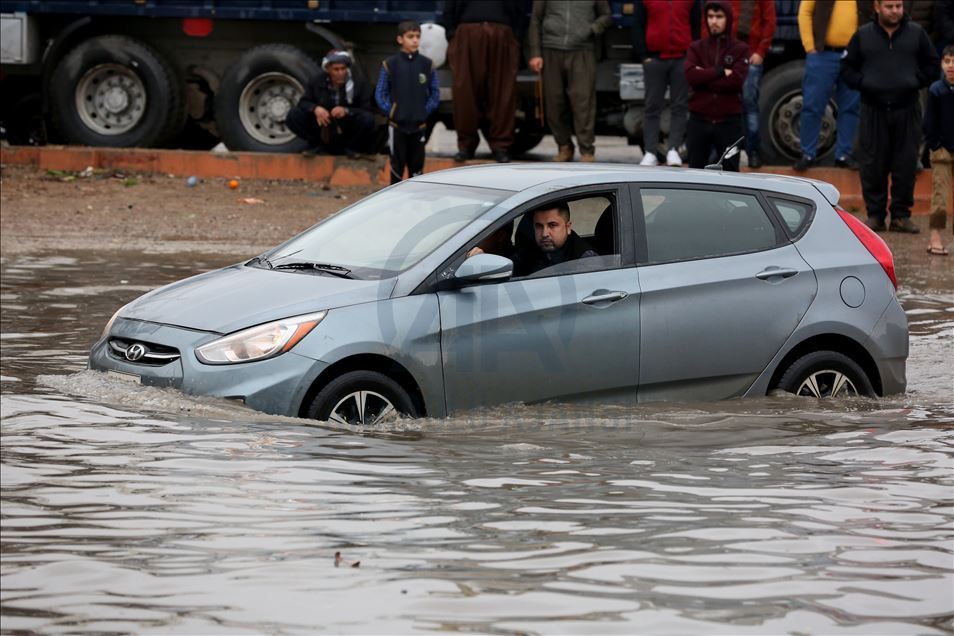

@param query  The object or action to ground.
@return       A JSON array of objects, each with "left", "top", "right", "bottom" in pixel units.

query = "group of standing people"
[
  {"left": 630, "top": 0, "right": 774, "bottom": 171},
  {"left": 285, "top": 0, "right": 953, "bottom": 250}
]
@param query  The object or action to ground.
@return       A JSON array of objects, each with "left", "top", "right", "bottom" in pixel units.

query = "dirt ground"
[
  {"left": 0, "top": 164, "right": 376, "bottom": 255},
  {"left": 1, "top": 162, "right": 951, "bottom": 293}
]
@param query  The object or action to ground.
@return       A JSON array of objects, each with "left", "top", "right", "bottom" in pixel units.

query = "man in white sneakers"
[{"left": 632, "top": 0, "right": 702, "bottom": 166}]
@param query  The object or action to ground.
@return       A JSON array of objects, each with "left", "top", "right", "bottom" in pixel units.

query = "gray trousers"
[
  {"left": 543, "top": 48, "right": 597, "bottom": 154},
  {"left": 642, "top": 57, "right": 689, "bottom": 155}
]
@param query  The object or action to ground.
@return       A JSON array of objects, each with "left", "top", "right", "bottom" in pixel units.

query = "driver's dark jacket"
[{"left": 513, "top": 231, "right": 598, "bottom": 277}]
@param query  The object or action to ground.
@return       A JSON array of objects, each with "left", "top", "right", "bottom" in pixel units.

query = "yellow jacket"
[{"left": 798, "top": 0, "right": 859, "bottom": 52}]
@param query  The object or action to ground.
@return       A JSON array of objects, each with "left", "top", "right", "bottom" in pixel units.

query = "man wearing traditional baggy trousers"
[
  {"left": 841, "top": 0, "right": 938, "bottom": 234},
  {"left": 527, "top": 0, "right": 612, "bottom": 163},
  {"left": 442, "top": 0, "right": 524, "bottom": 163}
]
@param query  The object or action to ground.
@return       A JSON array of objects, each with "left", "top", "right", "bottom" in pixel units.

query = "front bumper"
[{"left": 88, "top": 318, "right": 327, "bottom": 417}]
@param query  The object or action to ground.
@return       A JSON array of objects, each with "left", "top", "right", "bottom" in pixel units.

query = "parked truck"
[{"left": 2, "top": 0, "right": 914, "bottom": 164}]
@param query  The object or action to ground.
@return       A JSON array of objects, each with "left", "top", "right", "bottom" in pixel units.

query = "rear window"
[{"left": 769, "top": 197, "right": 813, "bottom": 235}]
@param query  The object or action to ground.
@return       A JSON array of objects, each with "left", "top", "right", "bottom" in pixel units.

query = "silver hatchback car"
[{"left": 90, "top": 164, "right": 907, "bottom": 424}]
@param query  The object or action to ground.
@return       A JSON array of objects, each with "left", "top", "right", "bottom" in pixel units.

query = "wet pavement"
[{"left": 1, "top": 244, "right": 952, "bottom": 634}]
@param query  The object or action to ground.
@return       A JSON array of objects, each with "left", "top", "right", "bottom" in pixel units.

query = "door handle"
[
  {"left": 755, "top": 267, "right": 799, "bottom": 280},
  {"left": 582, "top": 290, "right": 628, "bottom": 305}
]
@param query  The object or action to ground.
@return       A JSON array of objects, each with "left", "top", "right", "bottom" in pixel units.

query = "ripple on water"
[{"left": 2, "top": 250, "right": 953, "bottom": 633}]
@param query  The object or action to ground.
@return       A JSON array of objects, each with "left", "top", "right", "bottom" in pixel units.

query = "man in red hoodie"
[{"left": 684, "top": 1, "right": 750, "bottom": 171}]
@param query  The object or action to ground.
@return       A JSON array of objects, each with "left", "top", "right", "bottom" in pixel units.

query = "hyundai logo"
[{"left": 125, "top": 343, "right": 147, "bottom": 362}]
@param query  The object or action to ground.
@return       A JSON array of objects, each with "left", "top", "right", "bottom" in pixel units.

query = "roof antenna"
[{"left": 705, "top": 137, "right": 745, "bottom": 170}]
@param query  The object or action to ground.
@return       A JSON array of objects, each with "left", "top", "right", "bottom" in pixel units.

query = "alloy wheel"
[
  {"left": 328, "top": 390, "right": 397, "bottom": 426},
  {"left": 796, "top": 370, "right": 859, "bottom": 398}
]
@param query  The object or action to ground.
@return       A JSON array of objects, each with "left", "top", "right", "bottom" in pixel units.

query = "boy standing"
[
  {"left": 375, "top": 21, "right": 441, "bottom": 184},
  {"left": 925, "top": 45, "right": 954, "bottom": 256}
]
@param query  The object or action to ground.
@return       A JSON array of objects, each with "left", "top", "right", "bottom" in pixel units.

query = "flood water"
[{"left": 1, "top": 249, "right": 952, "bottom": 634}]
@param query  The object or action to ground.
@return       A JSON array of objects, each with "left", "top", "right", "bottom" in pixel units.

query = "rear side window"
[
  {"left": 641, "top": 188, "right": 778, "bottom": 264},
  {"left": 769, "top": 197, "right": 812, "bottom": 235}
]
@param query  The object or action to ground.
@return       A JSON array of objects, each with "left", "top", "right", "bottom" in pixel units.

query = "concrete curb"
[{"left": 0, "top": 144, "right": 933, "bottom": 214}]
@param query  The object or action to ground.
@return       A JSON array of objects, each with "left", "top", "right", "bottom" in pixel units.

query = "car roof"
[{"left": 414, "top": 163, "right": 840, "bottom": 205}]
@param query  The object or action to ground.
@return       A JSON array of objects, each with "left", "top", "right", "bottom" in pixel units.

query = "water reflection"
[{"left": 1, "top": 250, "right": 952, "bottom": 634}]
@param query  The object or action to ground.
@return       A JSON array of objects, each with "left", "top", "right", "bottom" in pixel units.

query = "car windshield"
[{"left": 263, "top": 181, "right": 510, "bottom": 279}]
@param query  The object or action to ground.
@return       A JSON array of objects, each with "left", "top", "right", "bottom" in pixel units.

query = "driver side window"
[{"left": 507, "top": 194, "right": 621, "bottom": 279}]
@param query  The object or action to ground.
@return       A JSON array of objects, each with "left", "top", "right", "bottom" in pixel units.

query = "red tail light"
[{"left": 836, "top": 206, "right": 897, "bottom": 290}]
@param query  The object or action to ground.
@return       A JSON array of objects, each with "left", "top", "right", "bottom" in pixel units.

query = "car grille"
[{"left": 108, "top": 338, "right": 181, "bottom": 366}]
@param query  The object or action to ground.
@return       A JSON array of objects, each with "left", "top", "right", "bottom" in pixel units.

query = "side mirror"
[{"left": 454, "top": 253, "right": 513, "bottom": 283}]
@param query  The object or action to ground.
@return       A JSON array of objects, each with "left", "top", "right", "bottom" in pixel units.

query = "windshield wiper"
[
  {"left": 273, "top": 261, "right": 355, "bottom": 279},
  {"left": 247, "top": 255, "right": 273, "bottom": 269}
]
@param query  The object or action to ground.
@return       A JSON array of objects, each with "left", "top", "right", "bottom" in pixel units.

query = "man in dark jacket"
[
  {"left": 841, "top": 0, "right": 938, "bottom": 234},
  {"left": 286, "top": 50, "right": 375, "bottom": 158},
  {"left": 442, "top": 0, "right": 524, "bottom": 163},
  {"left": 528, "top": 0, "right": 612, "bottom": 162},
  {"left": 513, "top": 204, "right": 598, "bottom": 277},
  {"left": 684, "top": 1, "right": 749, "bottom": 171},
  {"left": 633, "top": 0, "right": 701, "bottom": 166}
]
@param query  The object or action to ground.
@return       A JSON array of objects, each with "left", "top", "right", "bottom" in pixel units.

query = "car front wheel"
[
  {"left": 306, "top": 370, "right": 418, "bottom": 425},
  {"left": 774, "top": 350, "right": 875, "bottom": 398}
]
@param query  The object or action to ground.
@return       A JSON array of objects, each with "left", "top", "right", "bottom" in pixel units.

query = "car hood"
[{"left": 122, "top": 264, "right": 394, "bottom": 334}]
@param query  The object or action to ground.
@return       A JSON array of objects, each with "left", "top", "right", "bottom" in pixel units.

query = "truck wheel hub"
[
  {"left": 238, "top": 72, "right": 303, "bottom": 145},
  {"left": 103, "top": 86, "right": 130, "bottom": 113},
  {"left": 75, "top": 64, "right": 147, "bottom": 135}
]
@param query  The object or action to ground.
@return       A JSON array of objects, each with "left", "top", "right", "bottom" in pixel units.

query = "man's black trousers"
[
  {"left": 286, "top": 106, "right": 375, "bottom": 154},
  {"left": 858, "top": 102, "right": 921, "bottom": 222},
  {"left": 389, "top": 127, "right": 426, "bottom": 184},
  {"left": 687, "top": 115, "right": 743, "bottom": 171}
]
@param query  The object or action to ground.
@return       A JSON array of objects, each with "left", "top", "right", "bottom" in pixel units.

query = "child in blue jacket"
[{"left": 375, "top": 21, "right": 441, "bottom": 184}]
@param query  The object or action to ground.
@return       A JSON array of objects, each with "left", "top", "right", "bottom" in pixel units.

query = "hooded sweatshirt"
[{"left": 684, "top": 0, "right": 750, "bottom": 121}]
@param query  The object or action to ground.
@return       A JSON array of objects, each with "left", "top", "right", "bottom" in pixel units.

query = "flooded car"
[{"left": 88, "top": 164, "right": 907, "bottom": 423}]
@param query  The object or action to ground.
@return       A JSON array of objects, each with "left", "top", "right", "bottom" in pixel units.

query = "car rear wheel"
[
  {"left": 774, "top": 350, "right": 875, "bottom": 398},
  {"left": 307, "top": 370, "right": 418, "bottom": 425}
]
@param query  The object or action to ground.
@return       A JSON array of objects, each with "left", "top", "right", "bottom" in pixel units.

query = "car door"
[
  {"left": 436, "top": 187, "right": 641, "bottom": 413},
  {"left": 632, "top": 184, "right": 818, "bottom": 402}
]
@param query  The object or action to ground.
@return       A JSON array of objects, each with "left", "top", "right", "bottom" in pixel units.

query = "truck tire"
[
  {"left": 215, "top": 44, "right": 320, "bottom": 153},
  {"left": 4, "top": 92, "right": 47, "bottom": 146},
  {"left": 49, "top": 35, "right": 182, "bottom": 148},
  {"left": 510, "top": 124, "right": 544, "bottom": 157},
  {"left": 759, "top": 60, "right": 837, "bottom": 165}
]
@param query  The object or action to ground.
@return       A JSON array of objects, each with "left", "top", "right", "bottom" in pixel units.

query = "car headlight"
[
  {"left": 195, "top": 311, "right": 327, "bottom": 364},
  {"left": 101, "top": 303, "right": 128, "bottom": 340}
]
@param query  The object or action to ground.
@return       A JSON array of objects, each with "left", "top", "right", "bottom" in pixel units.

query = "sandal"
[{"left": 926, "top": 246, "right": 949, "bottom": 256}]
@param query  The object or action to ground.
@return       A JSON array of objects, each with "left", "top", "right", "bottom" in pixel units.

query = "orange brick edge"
[{"left": 1, "top": 145, "right": 932, "bottom": 214}]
